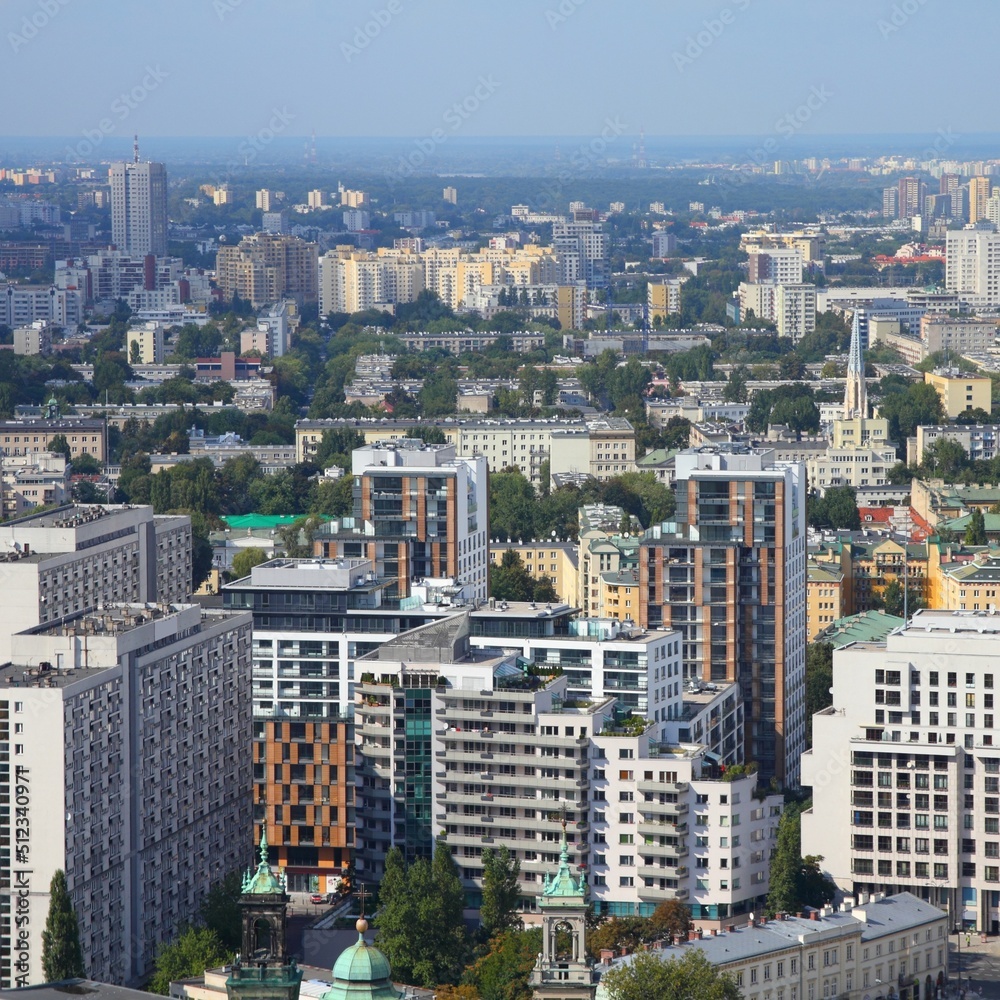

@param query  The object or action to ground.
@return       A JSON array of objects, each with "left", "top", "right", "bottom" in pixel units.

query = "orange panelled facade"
[{"left": 255, "top": 719, "right": 354, "bottom": 879}]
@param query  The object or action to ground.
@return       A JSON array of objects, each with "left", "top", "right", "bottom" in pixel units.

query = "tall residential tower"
[{"left": 109, "top": 153, "right": 168, "bottom": 257}]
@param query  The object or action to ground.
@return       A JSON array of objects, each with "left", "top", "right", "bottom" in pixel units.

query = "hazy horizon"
[{"left": 2, "top": 0, "right": 994, "bottom": 147}]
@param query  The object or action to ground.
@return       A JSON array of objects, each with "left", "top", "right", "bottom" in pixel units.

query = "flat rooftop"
[
  {"left": 2, "top": 504, "right": 124, "bottom": 531},
  {"left": 470, "top": 600, "right": 574, "bottom": 619},
  {"left": 32, "top": 602, "right": 187, "bottom": 638},
  {"left": 0, "top": 660, "right": 109, "bottom": 689}
]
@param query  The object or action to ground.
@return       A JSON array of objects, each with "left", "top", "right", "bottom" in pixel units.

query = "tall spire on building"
[{"left": 843, "top": 310, "right": 867, "bottom": 419}]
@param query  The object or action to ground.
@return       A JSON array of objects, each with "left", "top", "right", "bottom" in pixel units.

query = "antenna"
[{"left": 133, "top": 134, "right": 140, "bottom": 164}]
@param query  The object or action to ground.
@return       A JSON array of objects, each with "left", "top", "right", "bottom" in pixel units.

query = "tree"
[
  {"left": 766, "top": 803, "right": 837, "bottom": 917},
  {"left": 314, "top": 428, "right": 365, "bottom": 470},
  {"left": 198, "top": 870, "right": 243, "bottom": 952},
  {"left": 406, "top": 425, "right": 447, "bottom": 445},
  {"left": 805, "top": 643, "right": 833, "bottom": 747},
  {"left": 129, "top": 339, "right": 142, "bottom": 365},
  {"left": 373, "top": 848, "right": 415, "bottom": 982},
  {"left": 587, "top": 916, "right": 649, "bottom": 958},
  {"left": 148, "top": 926, "right": 229, "bottom": 995},
  {"left": 601, "top": 948, "right": 742, "bottom": 1000},
  {"left": 723, "top": 365, "right": 750, "bottom": 403},
  {"left": 489, "top": 469, "right": 536, "bottom": 540},
  {"left": 47, "top": 434, "right": 71, "bottom": 460},
  {"left": 966, "top": 507, "right": 988, "bottom": 546},
  {"left": 648, "top": 899, "right": 691, "bottom": 940},
  {"left": 808, "top": 486, "right": 861, "bottom": 532},
  {"left": 463, "top": 928, "right": 541, "bottom": 1000},
  {"left": 878, "top": 382, "right": 944, "bottom": 449},
  {"left": 70, "top": 452, "right": 102, "bottom": 475},
  {"left": 374, "top": 841, "right": 467, "bottom": 988},
  {"left": 921, "top": 439, "right": 968, "bottom": 479},
  {"left": 489, "top": 550, "right": 530, "bottom": 601},
  {"left": 231, "top": 547, "right": 268, "bottom": 579},
  {"left": 766, "top": 804, "right": 803, "bottom": 917},
  {"left": 41, "top": 870, "right": 85, "bottom": 982},
  {"left": 877, "top": 577, "right": 924, "bottom": 618},
  {"left": 480, "top": 845, "right": 522, "bottom": 938}
]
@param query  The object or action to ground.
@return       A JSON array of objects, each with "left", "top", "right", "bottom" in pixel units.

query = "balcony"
[{"left": 640, "top": 841, "right": 689, "bottom": 860}]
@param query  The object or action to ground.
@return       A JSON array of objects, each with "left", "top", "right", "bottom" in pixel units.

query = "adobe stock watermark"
[
  {"left": 385, "top": 75, "right": 501, "bottom": 185},
  {"left": 9, "top": 0, "right": 73, "bottom": 55},
  {"left": 877, "top": 0, "right": 932, "bottom": 39},
  {"left": 222, "top": 106, "right": 296, "bottom": 179},
  {"left": 920, "top": 126, "right": 958, "bottom": 162},
  {"left": 545, "top": 0, "right": 587, "bottom": 30},
  {"left": 213, "top": 0, "right": 247, "bottom": 22},
  {"left": 65, "top": 66, "right": 170, "bottom": 160},
  {"left": 536, "top": 117, "right": 628, "bottom": 212},
  {"left": 673, "top": 0, "right": 752, "bottom": 73},
  {"left": 713, "top": 85, "right": 833, "bottom": 199},
  {"left": 341, "top": 0, "right": 405, "bottom": 62}
]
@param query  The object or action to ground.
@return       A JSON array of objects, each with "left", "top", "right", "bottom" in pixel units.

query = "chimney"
[
  {"left": 600, "top": 949, "right": 614, "bottom": 966},
  {"left": 811, "top": 911, "right": 819, "bottom": 921},
  {"left": 711, "top": 928, "right": 718, "bottom": 937},
  {"left": 799, "top": 911, "right": 808, "bottom": 919},
  {"left": 688, "top": 930, "right": 698, "bottom": 941},
  {"left": 748, "top": 916, "right": 755, "bottom": 927},
  {"left": 728, "top": 925, "right": 737, "bottom": 933}
]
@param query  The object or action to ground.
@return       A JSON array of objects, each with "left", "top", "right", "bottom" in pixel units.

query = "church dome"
[{"left": 323, "top": 919, "right": 400, "bottom": 1000}]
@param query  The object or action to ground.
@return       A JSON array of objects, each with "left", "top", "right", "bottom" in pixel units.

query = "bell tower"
[
  {"left": 226, "top": 827, "right": 303, "bottom": 1000},
  {"left": 529, "top": 821, "right": 595, "bottom": 1000}
]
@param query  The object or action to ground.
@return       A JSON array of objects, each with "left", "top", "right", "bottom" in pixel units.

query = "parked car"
[{"left": 310, "top": 893, "right": 325, "bottom": 904}]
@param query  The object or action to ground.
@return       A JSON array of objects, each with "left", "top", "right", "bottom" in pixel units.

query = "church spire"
[{"left": 844, "top": 310, "right": 867, "bottom": 419}]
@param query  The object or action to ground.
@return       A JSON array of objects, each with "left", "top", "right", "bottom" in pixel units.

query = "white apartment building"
[
  {"left": 910, "top": 424, "right": 1000, "bottom": 467},
  {"left": 0, "top": 451, "right": 69, "bottom": 517},
  {"left": 774, "top": 283, "right": 817, "bottom": 342},
  {"left": 591, "top": 730, "right": 782, "bottom": 924},
  {"left": 354, "top": 612, "right": 782, "bottom": 924},
  {"left": 0, "top": 284, "right": 82, "bottom": 329},
  {"left": 920, "top": 314, "right": 998, "bottom": 355},
  {"left": 318, "top": 248, "right": 424, "bottom": 316},
  {"left": 109, "top": 160, "right": 168, "bottom": 257},
  {"left": 946, "top": 229, "right": 1000, "bottom": 308},
  {"left": 0, "top": 602, "right": 252, "bottom": 987},
  {"left": 748, "top": 248, "right": 804, "bottom": 284},
  {"left": 803, "top": 610, "right": 1000, "bottom": 932},
  {"left": 0, "top": 505, "right": 192, "bottom": 663},
  {"left": 597, "top": 894, "right": 948, "bottom": 1000},
  {"left": 808, "top": 443, "right": 899, "bottom": 495},
  {"left": 225, "top": 557, "right": 398, "bottom": 718},
  {"left": 468, "top": 614, "right": 682, "bottom": 723},
  {"left": 552, "top": 220, "right": 609, "bottom": 287}
]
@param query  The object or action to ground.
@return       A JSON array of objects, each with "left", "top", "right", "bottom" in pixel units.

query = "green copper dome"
[
  {"left": 242, "top": 827, "right": 285, "bottom": 895},
  {"left": 322, "top": 920, "right": 400, "bottom": 1000},
  {"left": 542, "top": 821, "right": 587, "bottom": 900}
]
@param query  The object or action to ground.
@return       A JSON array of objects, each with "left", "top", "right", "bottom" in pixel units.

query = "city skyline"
[{"left": 0, "top": 0, "right": 994, "bottom": 143}]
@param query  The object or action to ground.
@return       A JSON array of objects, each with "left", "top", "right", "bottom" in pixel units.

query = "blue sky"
[{"left": 0, "top": 0, "right": 988, "bottom": 139}]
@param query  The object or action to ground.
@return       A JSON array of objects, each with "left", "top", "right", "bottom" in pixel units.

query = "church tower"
[
  {"left": 843, "top": 310, "right": 867, "bottom": 419},
  {"left": 529, "top": 822, "right": 595, "bottom": 1000},
  {"left": 225, "top": 827, "right": 303, "bottom": 1000}
]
